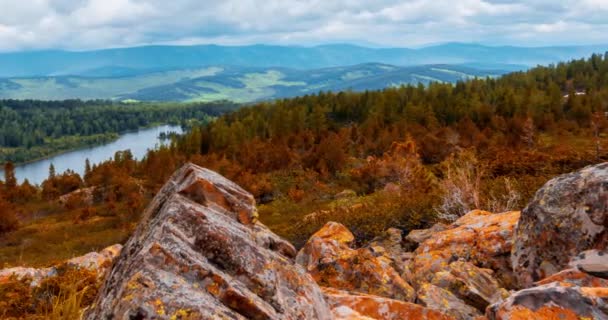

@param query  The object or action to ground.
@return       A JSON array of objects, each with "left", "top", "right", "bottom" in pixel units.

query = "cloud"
[{"left": 0, "top": 0, "right": 606, "bottom": 51}]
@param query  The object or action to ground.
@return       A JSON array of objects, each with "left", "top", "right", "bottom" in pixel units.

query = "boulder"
[
  {"left": 0, "top": 244, "right": 122, "bottom": 286},
  {"left": 410, "top": 210, "right": 520, "bottom": 289},
  {"left": 66, "top": 244, "right": 123, "bottom": 271},
  {"left": 569, "top": 249, "right": 608, "bottom": 280},
  {"left": 58, "top": 186, "right": 95, "bottom": 206},
  {"left": 536, "top": 268, "right": 608, "bottom": 288},
  {"left": 0, "top": 266, "right": 56, "bottom": 287},
  {"left": 487, "top": 282, "right": 608, "bottom": 320},
  {"left": 405, "top": 223, "right": 448, "bottom": 247},
  {"left": 417, "top": 283, "right": 482, "bottom": 320},
  {"left": 324, "top": 287, "right": 454, "bottom": 320},
  {"left": 512, "top": 163, "right": 608, "bottom": 288},
  {"left": 431, "top": 261, "right": 509, "bottom": 312},
  {"left": 366, "top": 228, "right": 410, "bottom": 274},
  {"left": 296, "top": 222, "right": 416, "bottom": 302},
  {"left": 86, "top": 164, "right": 331, "bottom": 320}
]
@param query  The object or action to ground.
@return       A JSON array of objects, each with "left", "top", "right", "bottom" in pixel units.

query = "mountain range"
[
  {"left": 0, "top": 63, "right": 506, "bottom": 102},
  {"left": 0, "top": 43, "right": 606, "bottom": 102}
]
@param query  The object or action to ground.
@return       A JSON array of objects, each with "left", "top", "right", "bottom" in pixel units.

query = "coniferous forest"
[{"left": 0, "top": 100, "right": 237, "bottom": 163}]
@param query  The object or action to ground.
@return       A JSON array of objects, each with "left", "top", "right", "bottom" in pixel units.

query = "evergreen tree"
[
  {"left": 49, "top": 163, "right": 56, "bottom": 180},
  {"left": 85, "top": 159, "right": 92, "bottom": 179},
  {"left": 3, "top": 162, "right": 16, "bottom": 190}
]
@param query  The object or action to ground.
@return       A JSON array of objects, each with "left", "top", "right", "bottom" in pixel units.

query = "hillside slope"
[
  {"left": 0, "top": 64, "right": 504, "bottom": 102},
  {"left": 0, "top": 43, "right": 605, "bottom": 77}
]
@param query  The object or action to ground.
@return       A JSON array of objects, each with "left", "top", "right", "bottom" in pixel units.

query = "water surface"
[{"left": 1, "top": 125, "right": 182, "bottom": 185}]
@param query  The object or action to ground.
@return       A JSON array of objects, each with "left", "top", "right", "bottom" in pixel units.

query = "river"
[{"left": 0, "top": 125, "right": 183, "bottom": 185}]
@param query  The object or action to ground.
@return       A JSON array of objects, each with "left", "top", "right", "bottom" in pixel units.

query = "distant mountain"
[
  {"left": 0, "top": 43, "right": 605, "bottom": 78},
  {"left": 0, "top": 63, "right": 506, "bottom": 103}
]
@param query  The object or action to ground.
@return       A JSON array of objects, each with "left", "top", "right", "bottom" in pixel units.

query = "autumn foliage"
[{"left": 1, "top": 53, "right": 608, "bottom": 261}]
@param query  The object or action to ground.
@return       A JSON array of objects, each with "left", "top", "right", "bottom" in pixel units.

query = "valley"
[
  {"left": 0, "top": 64, "right": 506, "bottom": 102},
  {"left": 3, "top": 0, "right": 608, "bottom": 318}
]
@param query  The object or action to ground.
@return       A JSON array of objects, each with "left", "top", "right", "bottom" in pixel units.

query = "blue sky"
[{"left": 1, "top": 0, "right": 607, "bottom": 51}]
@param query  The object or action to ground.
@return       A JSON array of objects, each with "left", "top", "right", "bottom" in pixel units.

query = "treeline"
[
  {"left": 179, "top": 53, "right": 608, "bottom": 168},
  {"left": 0, "top": 99, "right": 238, "bottom": 148},
  {"left": 0, "top": 99, "right": 239, "bottom": 163},
  {"left": 159, "top": 53, "right": 608, "bottom": 242}
]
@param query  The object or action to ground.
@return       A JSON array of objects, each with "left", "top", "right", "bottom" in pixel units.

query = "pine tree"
[
  {"left": 48, "top": 163, "right": 56, "bottom": 180},
  {"left": 3, "top": 162, "right": 16, "bottom": 190},
  {"left": 85, "top": 159, "right": 92, "bottom": 177}
]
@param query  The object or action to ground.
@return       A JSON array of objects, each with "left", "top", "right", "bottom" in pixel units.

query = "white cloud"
[{"left": 0, "top": 0, "right": 606, "bottom": 51}]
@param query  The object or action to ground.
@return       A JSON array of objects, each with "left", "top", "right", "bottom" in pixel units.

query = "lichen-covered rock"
[
  {"left": 512, "top": 163, "right": 608, "bottom": 288},
  {"left": 0, "top": 266, "right": 56, "bottom": 287},
  {"left": 366, "top": 228, "right": 410, "bottom": 274},
  {"left": 410, "top": 210, "right": 520, "bottom": 289},
  {"left": 569, "top": 249, "right": 608, "bottom": 280},
  {"left": 297, "top": 222, "right": 416, "bottom": 302},
  {"left": 86, "top": 163, "right": 331, "bottom": 320},
  {"left": 58, "top": 186, "right": 95, "bottom": 206},
  {"left": 536, "top": 268, "right": 608, "bottom": 288},
  {"left": 0, "top": 244, "right": 122, "bottom": 286},
  {"left": 417, "top": 283, "right": 482, "bottom": 320},
  {"left": 67, "top": 244, "right": 123, "bottom": 270},
  {"left": 405, "top": 223, "right": 448, "bottom": 248},
  {"left": 324, "top": 287, "right": 455, "bottom": 320},
  {"left": 487, "top": 282, "right": 608, "bottom": 320},
  {"left": 430, "top": 261, "right": 509, "bottom": 312}
]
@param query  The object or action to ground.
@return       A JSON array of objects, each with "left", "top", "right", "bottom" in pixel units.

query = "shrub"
[
  {"left": 0, "top": 276, "right": 34, "bottom": 318},
  {"left": 0, "top": 197, "right": 19, "bottom": 234}
]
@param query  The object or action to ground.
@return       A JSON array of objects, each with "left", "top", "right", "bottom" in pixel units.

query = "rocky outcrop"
[
  {"left": 76, "top": 161, "right": 608, "bottom": 319},
  {"left": 0, "top": 244, "right": 122, "bottom": 286},
  {"left": 430, "top": 261, "right": 509, "bottom": 312},
  {"left": 323, "top": 287, "right": 454, "bottom": 320},
  {"left": 487, "top": 282, "right": 608, "bottom": 320},
  {"left": 58, "top": 186, "right": 96, "bottom": 207},
  {"left": 405, "top": 223, "right": 448, "bottom": 249},
  {"left": 296, "top": 222, "right": 416, "bottom": 302},
  {"left": 417, "top": 283, "right": 482, "bottom": 320},
  {"left": 536, "top": 268, "right": 608, "bottom": 287},
  {"left": 86, "top": 164, "right": 331, "bottom": 320},
  {"left": 409, "top": 210, "right": 520, "bottom": 289},
  {"left": 366, "top": 228, "right": 411, "bottom": 274},
  {"left": 512, "top": 163, "right": 608, "bottom": 288},
  {"left": 569, "top": 249, "right": 608, "bottom": 280}
]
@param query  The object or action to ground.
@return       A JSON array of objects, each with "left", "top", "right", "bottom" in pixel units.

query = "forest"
[
  {"left": 0, "top": 52, "right": 607, "bottom": 265},
  {"left": 0, "top": 99, "right": 238, "bottom": 163}
]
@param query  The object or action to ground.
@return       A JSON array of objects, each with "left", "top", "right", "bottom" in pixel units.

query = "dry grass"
[{"left": 0, "top": 210, "right": 132, "bottom": 268}]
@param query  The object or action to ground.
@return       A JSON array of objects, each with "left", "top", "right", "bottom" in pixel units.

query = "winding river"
[{"left": 0, "top": 125, "right": 183, "bottom": 185}]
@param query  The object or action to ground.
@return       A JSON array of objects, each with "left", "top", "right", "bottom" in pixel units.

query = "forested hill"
[
  {"left": 0, "top": 100, "right": 237, "bottom": 164},
  {"left": 184, "top": 53, "right": 608, "bottom": 161},
  {"left": 0, "top": 64, "right": 505, "bottom": 102},
  {"left": 161, "top": 53, "right": 608, "bottom": 243}
]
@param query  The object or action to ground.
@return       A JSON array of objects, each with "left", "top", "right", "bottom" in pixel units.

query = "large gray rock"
[
  {"left": 430, "top": 261, "right": 509, "bottom": 312},
  {"left": 512, "top": 162, "right": 608, "bottom": 288},
  {"left": 0, "top": 244, "right": 122, "bottom": 287},
  {"left": 570, "top": 249, "right": 608, "bottom": 280},
  {"left": 86, "top": 163, "right": 331, "bottom": 320},
  {"left": 417, "top": 283, "right": 482, "bottom": 320},
  {"left": 487, "top": 282, "right": 608, "bottom": 320}
]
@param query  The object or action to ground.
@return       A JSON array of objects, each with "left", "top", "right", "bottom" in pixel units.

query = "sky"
[{"left": 1, "top": 0, "right": 608, "bottom": 51}]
